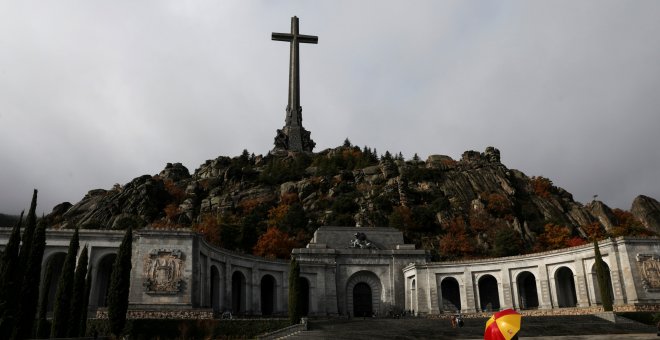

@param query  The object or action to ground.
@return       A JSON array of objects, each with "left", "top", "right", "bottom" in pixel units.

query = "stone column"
[
  {"left": 606, "top": 241, "right": 626, "bottom": 305},
  {"left": 500, "top": 269, "right": 513, "bottom": 309},
  {"left": 537, "top": 264, "right": 553, "bottom": 309},
  {"left": 462, "top": 269, "right": 477, "bottom": 313},
  {"left": 574, "top": 262, "right": 590, "bottom": 307}
]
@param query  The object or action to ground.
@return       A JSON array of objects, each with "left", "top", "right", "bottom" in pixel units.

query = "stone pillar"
[
  {"left": 500, "top": 269, "right": 513, "bottom": 309},
  {"left": 606, "top": 241, "right": 626, "bottom": 305},
  {"left": 574, "top": 262, "right": 590, "bottom": 307},
  {"left": 462, "top": 270, "right": 477, "bottom": 313},
  {"left": 428, "top": 272, "right": 440, "bottom": 315},
  {"left": 537, "top": 265, "right": 553, "bottom": 309},
  {"left": 225, "top": 261, "right": 233, "bottom": 313}
]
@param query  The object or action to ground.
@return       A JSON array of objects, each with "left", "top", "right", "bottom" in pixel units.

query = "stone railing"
[
  {"left": 427, "top": 304, "right": 660, "bottom": 319},
  {"left": 96, "top": 308, "right": 214, "bottom": 319}
]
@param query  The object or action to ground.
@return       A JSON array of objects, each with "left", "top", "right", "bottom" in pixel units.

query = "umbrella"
[{"left": 484, "top": 309, "right": 521, "bottom": 340}]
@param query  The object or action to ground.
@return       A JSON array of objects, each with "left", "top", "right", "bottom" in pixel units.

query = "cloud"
[{"left": 1, "top": 0, "right": 659, "bottom": 214}]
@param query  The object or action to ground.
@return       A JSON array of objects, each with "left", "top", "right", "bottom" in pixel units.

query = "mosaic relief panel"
[{"left": 143, "top": 249, "right": 185, "bottom": 295}]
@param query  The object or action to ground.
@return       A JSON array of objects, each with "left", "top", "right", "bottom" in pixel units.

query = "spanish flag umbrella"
[{"left": 484, "top": 309, "right": 521, "bottom": 340}]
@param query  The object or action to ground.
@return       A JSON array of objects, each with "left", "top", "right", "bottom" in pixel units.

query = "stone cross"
[{"left": 272, "top": 16, "right": 317, "bottom": 152}]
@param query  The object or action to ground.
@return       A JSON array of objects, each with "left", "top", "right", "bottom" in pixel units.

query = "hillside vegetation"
[{"left": 42, "top": 143, "right": 660, "bottom": 260}]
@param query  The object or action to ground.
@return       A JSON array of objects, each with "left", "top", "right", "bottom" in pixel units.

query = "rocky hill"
[{"left": 43, "top": 144, "right": 660, "bottom": 260}]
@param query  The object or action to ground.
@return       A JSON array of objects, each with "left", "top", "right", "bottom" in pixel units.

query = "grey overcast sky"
[{"left": 1, "top": 1, "right": 659, "bottom": 215}]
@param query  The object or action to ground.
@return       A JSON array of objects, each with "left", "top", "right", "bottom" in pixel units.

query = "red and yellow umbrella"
[{"left": 484, "top": 309, "right": 521, "bottom": 340}]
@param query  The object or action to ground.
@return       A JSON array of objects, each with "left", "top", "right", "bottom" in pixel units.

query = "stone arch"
[
  {"left": 478, "top": 274, "right": 500, "bottom": 312},
  {"left": 439, "top": 276, "right": 461, "bottom": 312},
  {"left": 94, "top": 253, "right": 117, "bottom": 308},
  {"left": 591, "top": 261, "right": 613, "bottom": 305},
  {"left": 210, "top": 265, "right": 220, "bottom": 312},
  {"left": 516, "top": 271, "right": 539, "bottom": 310},
  {"left": 409, "top": 278, "right": 417, "bottom": 312},
  {"left": 299, "top": 277, "right": 310, "bottom": 316},
  {"left": 555, "top": 266, "right": 577, "bottom": 307},
  {"left": 232, "top": 271, "right": 247, "bottom": 314},
  {"left": 43, "top": 252, "right": 66, "bottom": 312},
  {"left": 260, "top": 274, "right": 276, "bottom": 316},
  {"left": 346, "top": 271, "right": 382, "bottom": 317}
]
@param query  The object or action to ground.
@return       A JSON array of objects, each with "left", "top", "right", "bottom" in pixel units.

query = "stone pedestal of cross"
[{"left": 272, "top": 16, "right": 317, "bottom": 152}]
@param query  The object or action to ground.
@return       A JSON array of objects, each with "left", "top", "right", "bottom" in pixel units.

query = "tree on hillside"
[
  {"left": 0, "top": 212, "right": 24, "bottom": 336},
  {"left": 107, "top": 225, "right": 133, "bottom": 337},
  {"left": 51, "top": 228, "right": 80, "bottom": 338},
  {"left": 68, "top": 245, "right": 89, "bottom": 337},
  {"left": 253, "top": 227, "right": 297, "bottom": 259},
  {"left": 13, "top": 218, "right": 47, "bottom": 339},
  {"left": 288, "top": 258, "right": 302, "bottom": 325}
]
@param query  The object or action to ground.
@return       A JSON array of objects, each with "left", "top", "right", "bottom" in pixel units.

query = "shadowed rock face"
[
  {"left": 632, "top": 195, "right": 660, "bottom": 234},
  {"left": 43, "top": 145, "right": 659, "bottom": 254}
]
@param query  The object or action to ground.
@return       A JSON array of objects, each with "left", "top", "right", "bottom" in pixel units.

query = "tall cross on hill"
[{"left": 272, "top": 16, "right": 317, "bottom": 153}]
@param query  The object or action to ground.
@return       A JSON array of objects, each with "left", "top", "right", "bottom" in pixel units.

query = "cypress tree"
[
  {"left": 79, "top": 266, "right": 93, "bottom": 337},
  {"left": 68, "top": 245, "right": 89, "bottom": 337},
  {"left": 288, "top": 258, "right": 301, "bottom": 325},
  {"left": 36, "top": 259, "right": 55, "bottom": 339},
  {"left": 13, "top": 218, "right": 47, "bottom": 339},
  {"left": 18, "top": 190, "right": 38, "bottom": 274},
  {"left": 50, "top": 228, "right": 80, "bottom": 338},
  {"left": 594, "top": 240, "right": 614, "bottom": 311},
  {"left": 0, "top": 212, "right": 24, "bottom": 336},
  {"left": 107, "top": 225, "right": 133, "bottom": 336}
]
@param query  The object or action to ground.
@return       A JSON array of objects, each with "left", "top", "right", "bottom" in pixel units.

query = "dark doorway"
[
  {"left": 260, "top": 275, "right": 275, "bottom": 316},
  {"left": 353, "top": 282, "right": 372, "bottom": 317},
  {"left": 299, "top": 277, "right": 310, "bottom": 316},
  {"left": 478, "top": 275, "right": 500, "bottom": 312},
  {"left": 95, "top": 254, "right": 117, "bottom": 308},
  {"left": 232, "top": 271, "right": 246, "bottom": 313},
  {"left": 440, "top": 277, "right": 461, "bottom": 312},
  {"left": 210, "top": 266, "right": 220, "bottom": 312},
  {"left": 556, "top": 267, "right": 577, "bottom": 307},
  {"left": 517, "top": 271, "right": 539, "bottom": 309},
  {"left": 45, "top": 253, "right": 66, "bottom": 312}
]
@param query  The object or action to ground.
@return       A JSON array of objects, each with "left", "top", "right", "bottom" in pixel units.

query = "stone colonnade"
[{"left": 403, "top": 237, "right": 660, "bottom": 315}]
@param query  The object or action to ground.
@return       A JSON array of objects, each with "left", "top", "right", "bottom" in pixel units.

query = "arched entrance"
[
  {"left": 95, "top": 253, "right": 116, "bottom": 308},
  {"left": 478, "top": 275, "right": 500, "bottom": 312},
  {"left": 440, "top": 277, "right": 461, "bottom": 312},
  {"left": 345, "top": 271, "right": 382, "bottom": 317},
  {"left": 591, "top": 262, "right": 613, "bottom": 305},
  {"left": 353, "top": 282, "right": 372, "bottom": 317},
  {"left": 210, "top": 266, "right": 220, "bottom": 312},
  {"left": 232, "top": 271, "right": 247, "bottom": 314},
  {"left": 260, "top": 275, "right": 276, "bottom": 316},
  {"left": 555, "top": 267, "right": 577, "bottom": 307},
  {"left": 44, "top": 252, "right": 66, "bottom": 312},
  {"left": 517, "top": 271, "right": 539, "bottom": 309},
  {"left": 299, "top": 277, "right": 310, "bottom": 316}
]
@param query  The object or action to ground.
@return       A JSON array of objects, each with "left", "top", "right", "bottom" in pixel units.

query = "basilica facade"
[{"left": 1, "top": 227, "right": 660, "bottom": 318}]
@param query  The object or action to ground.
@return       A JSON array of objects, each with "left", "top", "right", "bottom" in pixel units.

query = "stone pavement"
[{"left": 282, "top": 315, "right": 657, "bottom": 339}]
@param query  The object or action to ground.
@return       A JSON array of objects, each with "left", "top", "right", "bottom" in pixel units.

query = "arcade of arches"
[{"left": 2, "top": 227, "right": 660, "bottom": 318}]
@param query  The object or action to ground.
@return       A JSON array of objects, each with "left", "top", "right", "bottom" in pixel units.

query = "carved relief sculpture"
[
  {"left": 143, "top": 249, "right": 185, "bottom": 294},
  {"left": 636, "top": 254, "right": 660, "bottom": 292}
]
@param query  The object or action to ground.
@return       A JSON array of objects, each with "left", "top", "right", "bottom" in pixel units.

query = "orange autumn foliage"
[
  {"left": 253, "top": 226, "right": 297, "bottom": 259},
  {"left": 531, "top": 176, "right": 553, "bottom": 198},
  {"left": 439, "top": 216, "right": 476, "bottom": 258},
  {"left": 192, "top": 214, "right": 221, "bottom": 246},
  {"left": 535, "top": 223, "right": 571, "bottom": 251}
]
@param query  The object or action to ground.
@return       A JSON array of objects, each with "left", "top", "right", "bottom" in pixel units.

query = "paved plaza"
[{"left": 283, "top": 315, "right": 657, "bottom": 339}]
